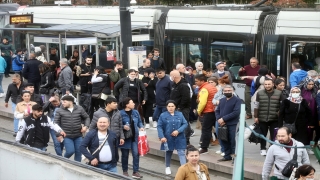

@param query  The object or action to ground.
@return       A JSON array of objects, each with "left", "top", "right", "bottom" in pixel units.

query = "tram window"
[{"left": 170, "top": 43, "right": 203, "bottom": 69}]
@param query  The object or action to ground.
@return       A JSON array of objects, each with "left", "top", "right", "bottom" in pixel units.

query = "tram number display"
[{"left": 10, "top": 15, "right": 33, "bottom": 24}]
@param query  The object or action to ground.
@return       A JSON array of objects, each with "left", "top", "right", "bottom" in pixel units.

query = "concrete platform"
[{"left": 0, "top": 77, "right": 319, "bottom": 179}]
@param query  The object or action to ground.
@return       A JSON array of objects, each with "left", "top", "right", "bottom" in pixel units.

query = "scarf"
[{"left": 287, "top": 87, "right": 303, "bottom": 104}]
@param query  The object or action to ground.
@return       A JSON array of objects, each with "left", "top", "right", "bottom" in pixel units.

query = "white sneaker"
[
  {"left": 165, "top": 167, "right": 171, "bottom": 175},
  {"left": 153, "top": 121, "right": 157, "bottom": 128},
  {"left": 215, "top": 150, "right": 222, "bottom": 154},
  {"left": 221, "top": 152, "right": 225, "bottom": 156},
  {"left": 0, "top": 93, "right": 3, "bottom": 98},
  {"left": 145, "top": 124, "right": 150, "bottom": 129},
  {"left": 307, "top": 149, "right": 314, "bottom": 155},
  {"left": 260, "top": 150, "right": 267, "bottom": 156}
]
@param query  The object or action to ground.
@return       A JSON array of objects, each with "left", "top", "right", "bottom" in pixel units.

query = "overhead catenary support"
[
  {"left": 26, "top": 33, "right": 30, "bottom": 58},
  {"left": 79, "top": 45, "right": 82, "bottom": 64},
  {"left": 58, "top": 34, "right": 63, "bottom": 60},
  {"left": 95, "top": 44, "right": 99, "bottom": 66},
  {"left": 46, "top": 43, "right": 49, "bottom": 62}
]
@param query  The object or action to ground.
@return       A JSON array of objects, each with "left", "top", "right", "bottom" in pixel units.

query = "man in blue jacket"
[
  {"left": 215, "top": 85, "right": 242, "bottom": 162},
  {"left": 80, "top": 117, "right": 119, "bottom": 173},
  {"left": 0, "top": 55, "right": 7, "bottom": 97},
  {"left": 289, "top": 62, "right": 307, "bottom": 88},
  {"left": 12, "top": 49, "right": 24, "bottom": 77}
]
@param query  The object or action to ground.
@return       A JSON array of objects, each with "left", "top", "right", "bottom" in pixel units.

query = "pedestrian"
[
  {"left": 16, "top": 104, "right": 65, "bottom": 151},
  {"left": 119, "top": 97, "right": 144, "bottom": 179},
  {"left": 275, "top": 78, "right": 289, "bottom": 99},
  {"left": 54, "top": 95, "right": 90, "bottom": 162},
  {"left": 22, "top": 53, "right": 43, "bottom": 94},
  {"left": 193, "top": 62, "right": 206, "bottom": 75},
  {"left": 0, "top": 37, "right": 14, "bottom": 78},
  {"left": 262, "top": 127, "right": 310, "bottom": 180},
  {"left": 11, "top": 49, "right": 24, "bottom": 77},
  {"left": 152, "top": 68, "right": 172, "bottom": 128},
  {"left": 169, "top": 70, "right": 192, "bottom": 146},
  {"left": 289, "top": 62, "right": 307, "bottom": 88},
  {"left": 80, "top": 117, "right": 119, "bottom": 173},
  {"left": 254, "top": 78, "right": 284, "bottom": 156},
  {"left": 16, "top": 83, "right": 43, "bottom": 106},
  {"left": 195, "top": 74, "right": 218, "bottom": 154},
  {"left": 238, "top": 57, "right": 260, "bottom": 119},
  {"left": 114, "top": 69, "right": 147, "bottom": 109},
  {"left": 151, "top": 48, "right": 166, "bottom": 70},
  {"left": 294, "top": 164, "right": 315, "bottom": 180},
  {"left": 57, "top": 58, "right": 73, "bottom": 95},
  {"left": 138, "top": 58, "right": 151, "bottom": 75},
  {"left": 215, "top": 85, "right": 242, "bottom": 162},
  {"left": 174, "top": 146, "right": 210, "bottom": 180},
  {"left": 90, "top": 96, "right": 125, "bottom": 146},
  {"left": 39, "top": 63, "right": 55, "bottom": 103},
  {"left": 79, "top": 55, "right": 95, "bottom": 94},
  {"left": 50, "top": 47, "right": 60, "bottom": 68},
  {"left": 141, "top": 68, "right": 157, "bottom": 128},
  {"left": 212, "top": 61, "right": 233, "bottom": 84},
  {"left": 109, "top": 61, "right": 128, "bottom": 85},
  {"left": 4, "top": 74, "right": 25, "bottom": 136},
  {"left": 205, "top": 68, "right": 214, "bottom": 78},
  {"left": 43, "top": 94, "right": 64, "bottom": 156},
  {"left": 35, "top": 51, "right": 46, "bottom": 63},
  {"left": 157, "top": 100, "right": 188, "bottom": 175},
  {"left": 68, "top": 49, "right": 80, "bottom": 86},
  {"left": 0, "top": 55, "right": 6, "bottom": 98}
]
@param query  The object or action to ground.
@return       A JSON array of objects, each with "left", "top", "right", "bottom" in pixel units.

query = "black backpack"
[{"left": 248, "top": 124, "right": 262, "bottom": 144}]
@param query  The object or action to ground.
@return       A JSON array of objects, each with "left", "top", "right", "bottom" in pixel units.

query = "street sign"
[{"left": 10, "top": 14, "right": 33, "bottom": 24}]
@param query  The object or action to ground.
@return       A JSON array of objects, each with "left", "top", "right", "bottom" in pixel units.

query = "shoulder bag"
[
  {"left": 82, "top": 133, "right": 109, "bottom": 164},
  {"left": 281, "top": 146, "right": 298, "bottom": 177},
  {"left": 92, "top": 86, "right": 107, "bottom": 99},
  {"left": 283, "top": 103, "right": 300, "bottom": 135}
]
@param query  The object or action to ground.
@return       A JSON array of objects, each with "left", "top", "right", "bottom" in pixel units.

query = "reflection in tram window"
[{"left": 290, "top": 42, "right": 320, "bottom": 72}]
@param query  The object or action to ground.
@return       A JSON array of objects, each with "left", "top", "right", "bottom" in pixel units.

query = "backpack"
[{"left": 248, "top": 123, "right": 262, "bottom": 144}]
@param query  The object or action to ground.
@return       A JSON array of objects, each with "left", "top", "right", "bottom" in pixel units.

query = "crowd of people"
[{"left": 0, "top": 41, "right": 318, "bottom": 180}]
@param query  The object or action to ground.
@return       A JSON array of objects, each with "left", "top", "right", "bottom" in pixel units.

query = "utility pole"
[{"left": 119, "top": 0, "right": 133, "bottom": 69}]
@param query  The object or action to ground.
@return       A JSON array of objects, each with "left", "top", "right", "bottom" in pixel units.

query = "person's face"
[
  {"left": 22, "top": 93, "right": 31, "bottom": 102},
  {"left": 25, "top": 86, "right": 34, "bottom": 94},
  {"left": 197, "top": 64, "right": 203, "bottom": 71},
  {"left": 223, "top": 87, "right": 233, "bottom": 95},
  {"left": 128, "top": 72, "right": 136, "bottom": 80},
  {"left": 292, "top": 65, "right": 295, "bottom": 71},
  {"left": 302, "top": 169, "right": 315, "bottom": 179},
  {"left": 277, "top": 129, "right": 291, "bottom": 144},
  {"left": 298, "top": 47, "right": 303, "bottom": 54},
  {"left": 206, "top": 71, "right": 212, "bottom": 77},
  {"left": 33, "top": 110, "right": 43, "bottom": 118},
  {"left": 178, "top": 65, "right": 186, "bottom": 73},
  {"left": 2, "top": 39, "right": 8, "bottom": 44},
  {"left": 166, "top": 103, "right": 176, "bottom": 113},
  {"left": 18, "top": 51, "right": 22, "bottom": 55},
  {"left": 107, "top": 102, "right": 118, "bottom": 110},
  {"left": 12, "top": 77, "right": 20, "bottom": 84},
  {"left": 188, "top": 69, "right": 193, "bottom": 74},
  {"left": 73, "top": 51, "right": 79, "bottom": 57},
  {"left": 144, "top": 72, "right": 149, "bottom": 77},
  {"left": 217, "top": 64, "right": 224, "bottom": 71},
  {"left": 186, "top": 151, "right": 200, "bottom": 165},
  {"left": 145, "top": 60, "right": 151, "bottom": 67},
  {"left": 147, "top": 53, "right": 153, "bottom": 59},
  {"left": 156, "top": 71, "right": 165, "bottom": 79},
  {"left": 126, "top": 100, "right": 135, "bottom": 109},
  {"left": 62, "top": 100, "right": 72, "bottom": 108},
  {"left": 85, "top": 58, "right": 92, "bottom": 64},
  {"left": 307, "top": 81, "right": 315, "bottom": 90},
  {"left": 50, "top": 49, "right": 56, "bottom": 54},
  {"left": 51, "top": 100, "right": 60, "bottom": 107},
  {"left": 97, "top": 118, "right": 109, "bottom": 131},
  {"left": 276, "top": 82, "right": 285, "bottom": 91},
  {"left": 154, "top": 51, "right": 159, "bottom": 57},
  {"left": 208, "top": 80, "right": 217, "bottom": 87},
  {"left": 250, "top": 59, "right": 258, "bottom": 68},
  {"left": 194, "top": 79, "right": 204, "bottom": 87},
  {"left": 264, "top": 80, "right": 273, "bottom": 91},
  {"left": 116, "top": 64, "right": 123, "bottom": 70}
]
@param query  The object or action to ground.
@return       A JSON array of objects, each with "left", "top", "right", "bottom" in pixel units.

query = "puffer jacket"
[
  {"left": 11, "top": 54, "right": 23, "bottom": 71},
  {"left": 113, "top": 77, "right": 148, "bottom": 103},
  {"left": 255, "top": 89, "right": 282, "bottom": 122},
  {"left": 54, "top": 104, "right": 90, "bottom": 138},
  {"left": 89, "top": 108, "right": 124, "bottom": 140}
]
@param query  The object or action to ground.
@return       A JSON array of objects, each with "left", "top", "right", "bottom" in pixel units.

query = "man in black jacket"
[
  {"left": 169, "top": 70, "right": 192, "bottom": 145},
  {"left": 151, "top": 48, "right": 166, "bottom": 70},
  {"left": 16, "top": 83, "right": 43, "bottom": 106},
  {"left": 50, "top": 47, "right": 60, "bottom": 68},
  {"left": 22, "top": 53, "right": 43, "bottom": 94},
  {"left": 54, "top": 95, "right": 90, "bottom": 162}
]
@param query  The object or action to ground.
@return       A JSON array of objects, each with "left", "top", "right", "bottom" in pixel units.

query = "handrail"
[{"left": 232, "top": 104, "right": 245, "bottom": 180}]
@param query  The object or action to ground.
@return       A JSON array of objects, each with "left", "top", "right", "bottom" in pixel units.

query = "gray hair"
[
  {"left": 195, "top": 62, "right": 203, "bottom": 68},
  {"left": 307, "top": 70, "right": 318, "bottom": 77},
  {"left": 222, "top": 85, "right": 234, "bottom": 91},
  {"left": 176, "top": 63, "right": 184, "bottom": 70},
  {"left": 59, "top": 58, "right": 68, "bottom": 64}
]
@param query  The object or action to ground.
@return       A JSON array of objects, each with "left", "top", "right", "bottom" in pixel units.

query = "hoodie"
[{"left": 289, "top": 69, "right": 307, "bottom": 88}]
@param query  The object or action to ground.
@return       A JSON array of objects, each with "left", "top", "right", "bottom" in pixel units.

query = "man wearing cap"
[
  {"left": 0, "top": 37, "right": 15, "bottom": 78},
  {"left": 16, "top": 104, "right": 66, "bottom": 151},
  {"left": 54, "top": 95, "right": 90, "bottom": 162},
  {"left": 58, "top": 58, "right": 73, "bottom": 95},
  {"left": 22, "top": 53, "right": 43, "bottom": 94},
  {"left": 138, "top": 58, "right": 151, "bottom": 75},
  {"left": 16, "top": 83, "right": 43, "bottom": 106},
  {"left": 212, "top": 61, "right": 233, "bottom": 84}
]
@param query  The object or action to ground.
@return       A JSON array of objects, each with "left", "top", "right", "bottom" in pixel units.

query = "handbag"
[
  {"left": 281, "top": 146, "right": 298, "bottom": 178},
  {"left": 92, "top": 86, "right": 108, "bottom": 100},
  {"left": 81, "top": 133, "right": 109, "bottom": 164},
  {"left": 218, "top": 125, "right": 228, "bottom": 141},
  {"left": 248, "top": 123, "right": 262, "bottom": 144},
  {"left": 283, "top": 103, "right": 300, "bottom": 135}
]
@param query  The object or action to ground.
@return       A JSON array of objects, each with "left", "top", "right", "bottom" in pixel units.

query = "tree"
[{"left": 250, "top": 0, "right": 313, "bottom": 7}]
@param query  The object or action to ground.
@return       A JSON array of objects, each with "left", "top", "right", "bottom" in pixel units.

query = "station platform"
[{"left": 0, "top": 77, "right": 319, "bottom": 180}]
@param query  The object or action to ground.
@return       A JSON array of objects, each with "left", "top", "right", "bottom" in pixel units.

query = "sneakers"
[
  {"left": 165, "top": 167, "right": 171, "bottom": 175},
  {"left": 132, "top": 172, "right": 143, "bottom": 179},
  {"left": 145, "top": 124, "right": 150, "bottom": 129},
  {"left": 221, "top": 152, "right": 225, "bottom": 156},
  {"left": 199, "top": 148, "right": 208, "bottom": 155},
  {"left": 307, "top": 149, "right": 314, "bottom": 155},
  {"left": 153, "top": 121, "right": 157, "bottom": 128},
  {"left": 260, "top": 150, "right": 267, "bottom": 156},
  {"left": 0, "top": 93, "right": 4, "bottom": 98},
  {"left": 123, "top": 172, "right": 129, "bottom": 177},
  {"left": 215, "top": 150, "right": 222, "bottom": 154},
  {"left": 190, "top": 129, "right": 195, "bottom": 137}
]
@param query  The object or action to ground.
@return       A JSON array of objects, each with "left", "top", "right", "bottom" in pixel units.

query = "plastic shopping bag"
[{"left": 138, "top": 131, "right": 150, "bottom": 156}]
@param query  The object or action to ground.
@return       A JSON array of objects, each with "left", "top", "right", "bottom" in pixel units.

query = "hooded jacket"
[{"left": 12, "top": 54, "right": 24, "bottom": 71}]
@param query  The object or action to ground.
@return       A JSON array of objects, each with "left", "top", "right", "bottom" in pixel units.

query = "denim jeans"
[
  {"left": 63, "top": 136, "right": 82, "bottom": 162},
  {"left": 97, "top": 163, "right": 118, "bottom": 173},
  {"left": 11, "top": 103, "right": 19, "bottom": 133},
  {"left": 152, "top": 106, "right": 167, "bottom": 122},
  {"left": 215, "top": 120, "right": 225, "bottom": 153},
  {"left": 50, "top": 129, "right": 64, "bottom": 156},
  {"left": 121, "top": 141, "right": 139, "bottom": 173},
  {"left": 0, "top": 73, "right": 4, "bottom": 93},
  {"left": 165, "top": 149, "right": 186, "bottom": 167},
  {"left": 220, "top": 124, "right": 237, "bottom": 160}
]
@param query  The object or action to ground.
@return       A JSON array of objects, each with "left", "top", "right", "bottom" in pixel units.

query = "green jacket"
[
  {"left": 109, "top": 69, "right": 128, "bottom": 83},
  {"left": 0, "top": 43, "right": 15, "bottom": 57},
  {"left": 255, "top": 89, "right": 282, "bottom": 122}
]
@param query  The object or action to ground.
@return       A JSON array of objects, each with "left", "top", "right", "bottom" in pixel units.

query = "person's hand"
[
  {"left": 81, "top": 126, "right": 87, "bottom": 133},
  {"left": 1, "top": 53, "right": 4, "bottom": 56},
  {"left": 59, "top": 131, "right": 66, "bottom": 137},
  {"left": 114, "top": 67, "right": 118, "bottom": 72},
  {"left": 90, "top": 158, "right": 99, "bottom": 166},
  {"left": 216, "top": 101, "right": 220, "bottom": 105},
  {"left": 124, "top": 125, "right": 130, "bottom": 131},
  {"left": 142, "top": 100, "right": 146, "bottom": 105},
  {"left": 119, "top": 139, "right": 125, "bottom": 145},
  {"left": 254, "top": 118, "right": 259, "bottom": 124},
  {"left": 56, "top": 136, "right": 64, "bottom": 143},
  {"left": 24, "top": 111, "right": 29, "bottom": 117},
  {"left": 5, "top": 103, "right": 8, "bottom": 108},
  {"left": 71, "top": 58, "right": 75, "bottom": 62},
  {"left": 240, "top": 76, "right": 247, "bottom": 80},
  {"left": 66, "top": 90, "right": 70, "bottom": 95},
  {"left": 49, "top": 96, "right": 55, "bottom": 102},
  {"left": 139, "top": 128, "right": 144, "bottom": 131},
  {"left": 144, "top": 83, "right": 148, "bottom": 87},
  {"left": 218, "top": 118, "right": 225, "bottom": 126},
  {"left": 160, "top": 138, "right": 167, "bottom": 143},
  {"left": 88, "top": 81, "right": 92, "bottom": 84},
  {"left": 171, "top": 130, "right": 179, "bottom": 137},
  {"left": 239, "top": 67, "right": 244, "bottom": 72},
  {"left": 149, "top": 73, "right": 155, "bottom": 79},
  {"left": 192, "top": 85, "right": 197, "bottom": 89},
  {"left": 308, "top": 126, "right": 314, "bottom": 129}
]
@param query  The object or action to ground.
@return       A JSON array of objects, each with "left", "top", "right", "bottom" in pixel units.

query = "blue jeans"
[
  {"left": 165, "top": 149, "right": 186, "bottom": 167},
  {"left": 220, "top": 124, "right": 237, "bottom": 160},
  {"left": 63, "top": 136, "right": 82, "bottom": 162},
  {"left": 121, "top": 141, "right": 139, "bottom": 172},
  {"left": 215, "top": 120, "right": 225, "bottom": 153},
  {"left": 97, "top": 163, "right": 118, "bottom": 173},
  {"left": 50, "top": 129, "right": 64, "bottom": 156},
  {"left": 0, "top": 73, "right": 3, "bottom": 93},
  {"left": 12, "top": 103, "right": 19, "bottom": 133},
  {"left": 152, "top": 106, "right": 167, "bottom": 122}
]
